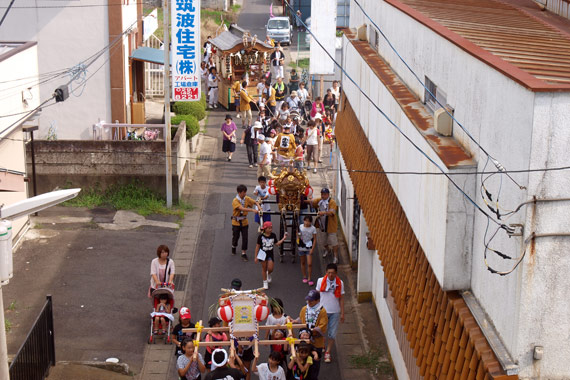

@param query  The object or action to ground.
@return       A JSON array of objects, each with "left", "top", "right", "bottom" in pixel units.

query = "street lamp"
[{"left": 0, "top": 188, "right": 81, "bottom": 379}]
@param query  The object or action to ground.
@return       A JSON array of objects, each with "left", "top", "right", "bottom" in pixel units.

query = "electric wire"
[
  {"left": 0, "top": 17, "right": 140, "bottom": 133},
  {"left": 286, "top": 1, "right": 506, "bottom": 229},
  {"left": 352, "top": 0, "right": 524, "bottom": 190}
]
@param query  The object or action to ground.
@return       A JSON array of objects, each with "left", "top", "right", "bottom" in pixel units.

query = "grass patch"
[
  {"left": 5, "top": 319, "right": 11, "bottom": 333},
  {"left": 64, "top": 181, "right": 193, "bottom": 218},
  {"left": 231, "top": 4, "right": 241, "bottom": 12},
  {"left": 349, "top": 347, "right": 394, "bottom": 376},
  {"left": 289, "top": 58, "right": 310, "bottom": 69}
]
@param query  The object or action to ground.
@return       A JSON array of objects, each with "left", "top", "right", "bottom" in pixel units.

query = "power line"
[
  {"left": 351, "top": 0, "right": 524, "bottom": 190},
  {"left": 0, "top": 0, "right": 15, "bottom": 27},
  {"left": 286, "top": 1, "right": 506, "bottom": 229},
  {"left": 0, "top": 1, "right": 151, "bottom": 9}
]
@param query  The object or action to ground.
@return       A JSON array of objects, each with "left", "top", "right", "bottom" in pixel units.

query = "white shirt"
[
  {"left": 258, "top": 142, "right": 272, "bottom": 165},
  {"left": 299, "top": 225, "right": 316, "bottom": 249},
  {"left": 207, "top": 73, "right": 218, "bottom": 88},
  {"left": 315, "top": 277, "right": 345, "bottom": 314},
  {"left": 254, "top": 185, "right": 271, "bottom": 212},
  {"left": 330, "top": 86, "right": 340, "bottom": 104},
  {"left": 305, "top": 127, "right": 319, "bottom": 145},
  {"left": 297, "top": 88, "right": 309, "bottom": 103},
  {"left": 257, "top": 82, "right": 266, "bottom": 102},
  {"left": 255, "top": 363, "right": 286, "bottom": 380}
]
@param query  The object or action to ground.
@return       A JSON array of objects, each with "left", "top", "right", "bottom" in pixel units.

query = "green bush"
[
  {"left": 171, "top": 114, "right": 200, "bottom": 139},
  {"left": 173, "top": 101, "right": 206, "bottom": 121}
]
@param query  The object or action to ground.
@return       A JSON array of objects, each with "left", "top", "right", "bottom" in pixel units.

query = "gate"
[
  {"left": 145, "top": 34, "right": 164, "bottom": 98},
  {"left": 9, "top": 295, "right": 55, "bottom": 380}
]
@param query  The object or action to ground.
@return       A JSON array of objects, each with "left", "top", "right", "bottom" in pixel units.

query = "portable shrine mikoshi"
[
  {"left": 259, "top": 166, "right": 318, "bottom": 261},
  {"left": 208, "top": 24, "right": 274, "bottom": 110},
  {"left": 182, "top": 288, "right": 308, "bottom": 360}
]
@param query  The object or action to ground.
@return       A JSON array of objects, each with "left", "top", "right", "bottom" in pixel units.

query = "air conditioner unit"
[
  {"left": 434, "top": 107, "right": 453, "bottom": 136},
  {"left": 357, "top": 24, "right": 367, "bottom": 41}
]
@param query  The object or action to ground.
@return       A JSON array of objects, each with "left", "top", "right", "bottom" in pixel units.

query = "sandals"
[
  {"left": 308, "top": 280, "right": 314, "bottom": 286},
  {"left": 302, "top": 278, "right": 308, "bottom": 283}
]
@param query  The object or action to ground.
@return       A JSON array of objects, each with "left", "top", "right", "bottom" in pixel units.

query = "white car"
[{"left": 266, "top": 17, "right": 292, "bottom": 45}]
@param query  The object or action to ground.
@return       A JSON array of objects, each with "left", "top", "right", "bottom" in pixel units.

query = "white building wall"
[
  {"left": 342, "top": 37, "right": 475, "bottom": 291},
  {"left": 347, "top": 1, "right": 570, "bottom": 377},
  {"left": 513, "top": 92, "right": 570, "bottom": 379},
  {"left": 0, "top": 1, "right": 112, "bottom": 139},
  {"left": 0, "top": 44, "right": 40, "bottom": 238}
]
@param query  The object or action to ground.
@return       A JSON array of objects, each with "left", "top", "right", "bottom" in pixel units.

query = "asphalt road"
[{"left": 4, "top": 207, "right": 178, "bottom": 374}]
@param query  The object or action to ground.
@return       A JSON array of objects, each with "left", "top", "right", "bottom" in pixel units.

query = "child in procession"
[
  {"left": 252, "top": 351, "right": 286, "bottom": 380},
  {"left": 255, "top": 221, "right": 287, "bottom": 290},
  {"left": 254, "top": 176, "right": 272, "bottom": 226},
  {"left": 298, "top": 216, "right": 317, "bottom": 286}
]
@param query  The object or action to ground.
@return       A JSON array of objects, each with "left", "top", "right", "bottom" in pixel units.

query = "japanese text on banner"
[{"left": 171, "top": 0, "right": 201, "bottom": 101}]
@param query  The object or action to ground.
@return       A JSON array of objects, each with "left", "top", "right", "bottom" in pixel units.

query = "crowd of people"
[
  {"left": 150, "top": 246, "right": 345, "bottom": 380},
  {"left": 149, "top": 37, "right": 346, "bottom": 380},
  {"left": 214, "top": 43, "right": 341, "bottom": 174}
]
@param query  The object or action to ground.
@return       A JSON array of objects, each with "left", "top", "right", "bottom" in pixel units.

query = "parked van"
[{"left": 266, "top": 17, "right": 292, "bottom": 45}]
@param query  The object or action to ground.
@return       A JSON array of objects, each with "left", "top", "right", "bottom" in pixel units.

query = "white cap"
[
  {"left": 253, "top": 121, "right": 263, "bottom": 129},
  {"left": 313, "top": 113, "right": 322, "bottom": 120},
  {"left": 257, "top": 134, "right": 265, "bottom": 141}
]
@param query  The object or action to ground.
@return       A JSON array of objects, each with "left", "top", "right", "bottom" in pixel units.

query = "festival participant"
[
  {"left": 177, "top": 338, "right": 206, "bottom": 380},
  {"left": 240, "top": 121, "right": 262, "bottom": 168},
  {"left": 286, "top": 90, "right": 301, "bottom": 112},
  {"left": 302, "top": 120, "right": 320, "bottom": 173},
  {"left": 273, "top": 76, "right": 288, "bottom": 112},
  {"left": 270, "top": 46, "right": 285, "bottom": 81},
  {"left": 254, "top": 221, "right": 287, "bottom": 289},
  {"left": 263, "top": 81, "right": 277, "bottom": 118},
  {"left": 323, "top": 88, "right": 336, "bottom": 113},
  {"left": 310, "top": 97, "right": 324, "bottom": 119},
  {"left": 257, "top": 135, "right": 273, "bottom": 178},
  {"left": 295, "top": 290, "right": 327, "bottom": 377},
  {"left": 172, "top": 307, "right": 196, "bottom": 357},
  {"left": 297, "top": 82, "right": 309, "bottom": 103},
  {"left": 298, "top": 216, "right": 317, "bottom": 286},
  {"left": 331, "top": 80, "right": 341, "bottom": 111},
  {"left": 221, "top": 115, "right": 237, "bottom": 161},
  {"left": 289, "top": 69, "right": 300, "bottom": 92},
  {"left": 265, "top": 298, "right": 286, "bottom": 339},
  {"left": 313, "top": 113, "right": 324, "bottom": 163},
  {"left": 204, "top": 317, "right": 228, "bottom": 371},
  {"left": 207, "top": 67, "right": 219, "bottom": 109},
  {"left": 293, "top": 137, "right": 304, "bottom": 171},
  {"left": 315, "top": 263, "right": 345, "bottom": 363},
  {"left": 254, "top": 176, "right": 272, "bottom": 225},
  {"left": 257, "top": 79, "right": 266, "bottom": 111},
  {"left": 311, "top": 188, "right": 339, "bottom": 264},
  {"left": 274, "top": 124, "right": 296, "bottom": 164},
  {"left": 287, "top": 341, "right": 316, "bottom": 380},
  {"left": 231, "top": 78, "right": 241, "bottom": 120},
  {"left": 239, "top": 81, "right": 255, "bottom": 129},
  {"left": 203, "top": 36, "right": 212, "bottom": 63},
  {"left": 204, "top": 349, "right": 243, "bottom": 380},
  {"left": 252, "top": 351, "right": 286, "bottom": 380},
  {"left": 231, "top": 184, "right": 261, "bottom": 261}
]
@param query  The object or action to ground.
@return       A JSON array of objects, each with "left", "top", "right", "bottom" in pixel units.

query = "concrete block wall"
[{"left": 26, "top": 125, "right": 188, "bottom": 202}]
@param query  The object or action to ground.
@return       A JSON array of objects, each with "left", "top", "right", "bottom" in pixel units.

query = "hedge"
[
  {"left": 171, "top": 114, "right": 200, "bottom": 139},
  {"left": 173, "top": 101, "right": 206, "bottom": 121}
]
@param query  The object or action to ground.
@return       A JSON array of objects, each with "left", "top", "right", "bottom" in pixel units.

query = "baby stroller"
[
  {"left": 302, "top": 100, "right": 312, "bottom": 123},
  {"left": 148, "top": 283, "right": 177, "bottom": 344}
]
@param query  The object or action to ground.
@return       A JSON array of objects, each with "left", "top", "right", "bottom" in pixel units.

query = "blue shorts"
[
  {"left": 298, "top": 249, "right": 311, "bottom": 256},
  {"left": 327, "top": 313, "right": 340, "bottom": 339},
  {"left": 255, "top": 213, "right": 271, "bottom": 224}
]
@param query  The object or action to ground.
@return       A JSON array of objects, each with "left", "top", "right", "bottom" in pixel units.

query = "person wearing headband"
[{"left": 203, "top": 349, "right": 243, "bottom": 380}]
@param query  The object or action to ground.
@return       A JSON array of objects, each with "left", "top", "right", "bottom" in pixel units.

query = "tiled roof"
[
  {"left": 336, "top": 95, "right": 518, "bottom": 380},
  {"left": 386, "top": 0, "right": 570, "bottom": 91}
]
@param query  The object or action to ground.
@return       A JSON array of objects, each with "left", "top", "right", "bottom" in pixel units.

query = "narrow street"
[{"left": 183, "top": 112, "right": 342, "bottom": 378}]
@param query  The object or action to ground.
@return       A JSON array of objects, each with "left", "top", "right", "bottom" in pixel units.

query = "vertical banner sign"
[
  {"left": 309, "top": 0, "right": 336, "bottom": 74},
  {"left": 172, "top": 0, "right": 201, "bottom": 101}
]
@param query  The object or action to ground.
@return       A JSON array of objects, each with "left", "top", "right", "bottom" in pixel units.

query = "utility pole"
[{"left": 163, "top": 0, "right": 173, "bottom": 208}]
